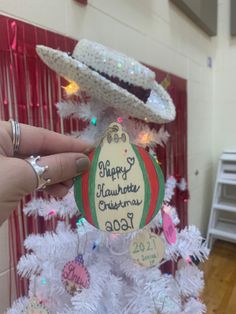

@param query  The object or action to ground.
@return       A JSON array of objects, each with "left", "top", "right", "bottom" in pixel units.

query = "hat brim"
[{"left": 36, "top": 45, "right": 175, "bottom": 124}]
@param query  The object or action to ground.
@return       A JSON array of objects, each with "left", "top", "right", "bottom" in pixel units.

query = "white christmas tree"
[
  {"left": 8, "top": 39, "right": 209, "bottom": 314},
  {"left": 8, "top": 174, "right": 208, "bottom": 314}
]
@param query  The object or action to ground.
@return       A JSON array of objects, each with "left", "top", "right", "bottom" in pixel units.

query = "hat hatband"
[{"left": 72, "top": 39, "right": 155, "bottom": 90}]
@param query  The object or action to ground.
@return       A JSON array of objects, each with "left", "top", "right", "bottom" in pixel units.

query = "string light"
[
  {"left": 76, "top": 217, "right": 86, "bottom": 227},
  {"left": 63, "top": 81, "right": 80, "bottom": 96},
  {"left": 139, "top": 131, "right": 153, "bottom": 145},
  {"left": 91, "top": 117, "right": 97, "bottom": 126},
  {"left": 111, "top": 233, "right": 120, "bottom": 239},
  {"left": 117, "top": 117, "right": 123, "bottom": 123},
  {"left": 163, "top": 205, "right": 171, "bottom": 214},
  {"left": 154, "top": 156, "right": 162, "bottom": 165},
  {"left": 161, "top": 75, "right": 171, "bottom": 90},
  {"left": 149, "top": 149, "right": 156, "bottom": 158},
  {"left": 49, "top": 210, "right": 56, "bottom": 216},
  {"left": 185, "top": 256, "right": 192, "bottom": 264},
  {"left": 92, "top": 240, "right": 100, "bottom": 250},
  {"left": 159, "top": 217, "right": 163, "bottom": 225}
]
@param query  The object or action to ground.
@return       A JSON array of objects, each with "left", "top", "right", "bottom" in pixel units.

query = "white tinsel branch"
[
  {"left": 17, "top": 254, "right": 42, "bottom": 278},
  {"left": 175, "top": 264, "right": 204, "bottom": 297},
  {"left": 164, "top": 176, "right": 177, "bottom": 202},
  {"left": 57, "top": 100, "right": 169, "bottom": 148},
  {"left": 165, "top": 225, "right": 209, "bottom": 261},
  {"left": 183, "top": 297, "right": 206, "bottom": 314},
  {"left": 23, "top": 190, "right": 78, "bottom": 219},
  {"left": 6, "top": 297, "right": 29, "bottom": 314}
]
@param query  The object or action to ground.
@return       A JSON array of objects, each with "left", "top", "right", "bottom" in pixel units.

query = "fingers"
[
  {"left": 9, "top": 152, "right": 90, "bottom": 195},
  {"left": 4, "top": 121, "right": 93, "bottom": 157},
  {"left": 37, "top": 153, "right": 90, "bottom": 186},
  {"left": 44, "top": 179, "right": 74, "bottom": 198},
  {"left": 45, "top": 183, "right": 72, "bottom": 198},
  {"left": 25, "top": 153, "right": 90, "bottom": 193}
]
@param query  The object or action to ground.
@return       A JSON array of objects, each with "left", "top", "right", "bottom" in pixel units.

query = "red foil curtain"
[{"left": 0, "top": 15, "right": 187, "bottom": 299}]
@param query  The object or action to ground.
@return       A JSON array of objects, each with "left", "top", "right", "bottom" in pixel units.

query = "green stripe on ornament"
[
  {"left": 89, "top": 146, "right": 101, "bottom": 228},
  {"left": 74, "top": 175, "right": 86, "bottom": 217},
  {"left": 131, "top": 144, "right": 151, "bottom": 228}
]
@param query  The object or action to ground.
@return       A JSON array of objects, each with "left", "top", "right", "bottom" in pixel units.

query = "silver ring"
[
  {"left": 25, "top": 156, "right": 51, "bottom": 190},
  {"left": 9, "top": 119, "right": 21, "bottom": 154}
]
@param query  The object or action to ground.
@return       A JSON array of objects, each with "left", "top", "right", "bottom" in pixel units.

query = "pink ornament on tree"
[
  {"left": 62, "top": 256, "right": 90, "bottom": 296},
  {"left": 162, "top": 210, "right": 177, "bottom": 244}
]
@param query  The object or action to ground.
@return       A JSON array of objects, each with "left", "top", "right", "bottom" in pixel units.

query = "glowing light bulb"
[
  {"left": 117, "top": 117, "right": 123, "bottom": 123},
  {"left": 161, "top": 75, "right": 171, "bottom": 90},
  {"left": 139, "top": 131, "right": 153, "bottom": 145},
  {"left": 91, "top": 117, "right": 97, "bottom": 126},
  {"left": 185, "top": 256, "right": 191, "bottom": 263},
  {"left": 163, "top": 205, "right": 171, "bottom": 214},
  {"left": 63, "top": 81, "right": 80, "bottom": 95},
  {"left": 49, "top": 210, "right": 56, "bottom": 216},
  {"left": 111, "top": 233, "right": 120, "bottom": 239},
  {"left": 76, "top": 217, "right": 86, "bottom": 226}
]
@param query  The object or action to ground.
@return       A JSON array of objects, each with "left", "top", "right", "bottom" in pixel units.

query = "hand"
[{"left": 0, "top": 121, "right": 91, "bottom": 225}]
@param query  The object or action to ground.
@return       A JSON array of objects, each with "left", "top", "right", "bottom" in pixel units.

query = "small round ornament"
[
  {"left": 130, "top": 230, "right": 165, "bottom": 267},
  {"left": 162, "top": 210, "right": 177, "bottom": 244},
  {"left": 21, "top": 297, "right": 50, "bottom": 314},
  {"left": 62, "top": 256, "right": 90, "bottom": 296},
  {"left": 74, "top": 122, "right": 165, "bottom": 234}
]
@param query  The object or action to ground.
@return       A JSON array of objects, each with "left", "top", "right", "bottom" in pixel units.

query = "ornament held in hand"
[{"left": 74, "top": 122, "right": 165, "bottom": 233}]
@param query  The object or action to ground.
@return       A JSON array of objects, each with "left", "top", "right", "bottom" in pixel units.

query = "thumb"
[{"left": 15, "top": 153, "right": 90, "bottom": 195}]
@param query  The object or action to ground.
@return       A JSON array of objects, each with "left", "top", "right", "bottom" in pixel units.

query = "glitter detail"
[{"left": 73, "top": 39, "right": 155, "bottom": 89}]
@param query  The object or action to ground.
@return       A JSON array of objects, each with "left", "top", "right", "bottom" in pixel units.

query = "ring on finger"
[
  {"left": 9, "top": 119, "right": 21, "bottom": 154},
  {"left": 25, "top": 155, "right": 51, "bottom": 190}
]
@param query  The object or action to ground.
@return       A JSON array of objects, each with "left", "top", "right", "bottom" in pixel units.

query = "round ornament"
[
  {"left": 61, "top": 256, "right": 90, "bottom": 296},
  {"left": 21, "top": 297, "right": 50, "bottom": 314},
  {"left": 162, "top": 210, "right": 177, "bottom": 244},
  {"left": 130, "top": 230, "right": 165, "bottom": 267},
  {"left": 74, "top": 122, "right": 165, "bottom": 234}
]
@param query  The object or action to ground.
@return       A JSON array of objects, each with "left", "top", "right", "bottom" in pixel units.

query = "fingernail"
[{"left": 76, "top": 157, "right": 90, "bottom": 174}]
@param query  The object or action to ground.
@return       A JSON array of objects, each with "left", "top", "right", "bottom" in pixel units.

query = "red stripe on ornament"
[{"left": 137, "top": 147, "right": 159, "bottom": 224}]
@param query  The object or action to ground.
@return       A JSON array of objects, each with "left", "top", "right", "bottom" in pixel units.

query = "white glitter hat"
[{"left": 36, "top": 39, "right": 176, "bottom": 123}]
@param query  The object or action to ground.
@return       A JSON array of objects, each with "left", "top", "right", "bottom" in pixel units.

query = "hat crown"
[{"left": 72, "top": 39, "right": 155, "bottom": 90}]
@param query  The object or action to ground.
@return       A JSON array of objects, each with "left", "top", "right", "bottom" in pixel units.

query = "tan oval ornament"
[
  {"left": 74, "top": 122, "right": 165, "bottom": 234},
  {"left": 22, "top": 297, "right": 50, "bottom": 314},
  {"left": 130, "top": 230, "right": 165, "bottom": 267}
]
